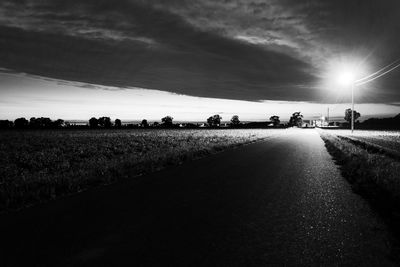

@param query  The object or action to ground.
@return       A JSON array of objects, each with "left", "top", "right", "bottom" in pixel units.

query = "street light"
[
  {"left": 351, "top": 82, "right": 355, "bottom": 133},
  {"left": 337, "top": 70, "right": 356, "bottom": 133}
]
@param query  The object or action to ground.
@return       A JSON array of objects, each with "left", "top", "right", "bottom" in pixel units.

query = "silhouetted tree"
[
  {"left": 53, "top": 119, "right": 64, "bottom": 128},
  {"left": 14, "top": 117, "right": 29, "bottom": 129},
  {"left": 153, "top": 122, "right": 160, "bottom": 127},
  {"left": 141, "top": 119, "right": 149, "bottom": 128},
  {"left": 207, "top": 114, "right": 222, "bottom": 127},
  {"left": 43, "top": 118, "right": 52, "bottom": 128},
  {"left": 98, "top": 117, "right": 112, "bottom": 128},
  {"left": 89, "top": 117, "right": 98, "bottom": 128},
  {"left": 114, "top": 119, "right": 122, "bottom": 128},
  {"left": 231, "top": 115, "right": 240, "bottom": 126},
  {"left": 29, "top": 117, "right": 53, "bottom": 128},
  {"left": 207, "top": 116, "right": 213, "bottom": 126},
  {"left": 161, "top": 116, "right": 173, "bottom": 127},
  {"left": 288, "top": 112, "right": 303, "bottom": 127},
  {"left": 29, "top": 117, "right": 38, "bottom": 128},
  {"left": 270, "top": 115, "right": 280, "bottom": 127},
  {"left": 344, "top": 108, "right": 361, "bottom": 123}
]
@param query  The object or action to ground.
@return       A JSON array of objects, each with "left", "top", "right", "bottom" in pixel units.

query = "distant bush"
[
  {"left": 89, "top": 117, "right": 98, "bottom": 128},
  {"left": 230, "top": 115, "right": 240, "bottom": 127},
  {"left": 161, "top": 116, "right": 174, "bottom": 127},
  {"left": 345, "top": 108, "right": 361, "bottom": 124},
  {"left": 114, "top": 119, "right": 122, "bottom": 128},
  {"left": 141, "top": 119, "right": 149, "bottom": 128},
  {"left": 98, "top": 117, "right": 112, "bottom": 128},
  {"left": 207, "top": 114, "right": 222, "bottom": 127},
  {"left": 14, "top": 118, "right": 29, "bottom": 129},
  {"left": 269, "top": 115, "right": 280, "bottom": 127},
  {"left": 288, "top": 112, "right": 303, "bottom": 127}
]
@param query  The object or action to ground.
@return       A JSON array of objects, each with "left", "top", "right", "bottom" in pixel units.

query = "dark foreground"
[{"left": 0, "top": 129, "right": 396, "bottom": 266}]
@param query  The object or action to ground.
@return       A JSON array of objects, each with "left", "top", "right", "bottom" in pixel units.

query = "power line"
[{"left": 356, "top": 61, "right": 400, "bottom": 86}]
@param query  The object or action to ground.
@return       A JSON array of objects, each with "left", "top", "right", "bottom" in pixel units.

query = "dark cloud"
[{"left": 0, "top": 0, "right": 399, "bottom": 103}]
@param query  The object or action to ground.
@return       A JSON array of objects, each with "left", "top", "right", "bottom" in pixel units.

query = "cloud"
[
  {"left": 1, "top": 71, "right": 398, "bottom": 121},
  {"left": 0, "top": 0, "right": 399, "bottom": 103}
]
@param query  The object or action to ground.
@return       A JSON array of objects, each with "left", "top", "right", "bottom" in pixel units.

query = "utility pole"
[
  {"left": 327, "top": 107, "right": 329, "bottom": 126},
  {"left": 351, "top": 83, "right": 354, "bottom": 134}
]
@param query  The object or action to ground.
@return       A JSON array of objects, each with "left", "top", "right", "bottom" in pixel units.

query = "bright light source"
[
  {"left": 322, "top": 56, "right": 368, "bottom": 91},
  {"left": 337, "top": 71, "right": 355, "bottom": 86}
]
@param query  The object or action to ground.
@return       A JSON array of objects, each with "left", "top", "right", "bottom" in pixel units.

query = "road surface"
[{"left": 0, "top": 129, "right": 396, "bottom": 266}]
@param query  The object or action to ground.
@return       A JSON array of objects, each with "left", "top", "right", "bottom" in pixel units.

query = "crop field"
[
  {"left": 0, "top": 128, "right": 283, "bottom": 211},
  {"left": 318, "top": 129, "right": 400, "bottom": 225},
  {"left": 321, "top": 129, "right": 400, "bottom": 153}
]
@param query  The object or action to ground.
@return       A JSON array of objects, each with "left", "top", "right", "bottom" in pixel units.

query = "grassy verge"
[
  {"left": 337, "top": 135, "right": 400, "bottom": 161},
  {"left": 0, "top": 129, "right": 281, "bottom": 212},
  {"left": 319, "top": 131, "right": 400, "bottom": 257}
]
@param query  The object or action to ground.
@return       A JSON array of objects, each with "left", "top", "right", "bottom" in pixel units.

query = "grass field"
[
  {"left": 318, "top": 129, "right": 400, "bottom": 198},
  {"left": 323, "top": 129, "right": 400, "bottom": 154},
  {"left": 318, "top": 129, "right": 400, "bottom": 243},
  {"left": 0, "top": 129, "right": 282, "bottom": 212}
]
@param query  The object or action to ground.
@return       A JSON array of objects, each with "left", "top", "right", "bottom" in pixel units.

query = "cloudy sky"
[{"left": 1, "top": 0, "right": 400, "bottom": 120}]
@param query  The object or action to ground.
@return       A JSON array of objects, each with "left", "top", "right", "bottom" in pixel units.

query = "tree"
[
  {"left": 89, "top": 117, "right": 98, "bottom": 128},
  {"left": 207, "top": 114, "right": 222, "bottom": 127},
  {"left": 344, "top": 108, "right": 361, "bottom": 123},
  {"left": 98, "top": 117, "right": 112, "bottom": 128},
  {"left": 269, "top": 115, "right": 280, "bottom": 127},
  {"left": 288, "top": 112, "right": 303, "bottom": 127},
  {"left": 141, "top": 119, "right": 149, "bottom": 128},
  {"left": 161, "top": 116, "right": 173, "bottom": 127},
  {"left": 40, "top": 117, "right": 52, "bottom": 128},
  {"left": 53, "top": 119, "right": 64, "bottom": 128},
  {"left": 207, "top": 116, "right": 213, "bottom": 126},
  {"left": 14, "top": 117, "right": 29, "bottom": 129},
  {"left": 231, "top": 115, "right": 240, "bottom": 126},
  {"left": 29, "top": 117, "right": 38, "bottom": 128},
  {"left": 114, "top": 119, "right": 122, "bottom": 128},
  {"left": 28, "top": 117, "right": 52, "bottom": 128}
]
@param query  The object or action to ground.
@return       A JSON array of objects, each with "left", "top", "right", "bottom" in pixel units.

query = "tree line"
[
  {"left": 0, "top": 114, "right": 283, "bottom": 129},
  {"left": 3, "top": 109, "right": 396, "bottom": 130}
]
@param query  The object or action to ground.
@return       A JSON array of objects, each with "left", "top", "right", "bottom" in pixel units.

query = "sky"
[{"left": 1, "top": 0, "right": 400, "bottom": 121}]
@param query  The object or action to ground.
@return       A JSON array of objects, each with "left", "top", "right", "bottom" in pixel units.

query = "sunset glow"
[{"left": 1, "top": 71, "right": 399, "bottom": 122}]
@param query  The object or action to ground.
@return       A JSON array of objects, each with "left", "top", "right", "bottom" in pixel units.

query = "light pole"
[
  {"left": 332, "top": 58, "right": 400, "bottom": 134},
  {"left": 351, "top": 82, "right": 355, "bottom": 134},
  {"left": 337, "top": 71, "right": 357, "bottom": 133}
]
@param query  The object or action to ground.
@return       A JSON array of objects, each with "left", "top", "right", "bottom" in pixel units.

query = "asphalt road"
[{"left": 0, "top": 129, "right": 396, "bottom": 266}]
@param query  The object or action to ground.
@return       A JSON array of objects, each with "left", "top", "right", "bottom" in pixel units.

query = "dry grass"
[
  {"left": 319, "top": 130, "right": 400, "bottom": 199},
  {"left": 319, "top": 129, "right": 400, "bottom": 257},
  {"left": 0, "top": 129, "right": 282, "bottom": 212},
  {"left": 323, "top": 129, "right": 400, "bottom": 153}
]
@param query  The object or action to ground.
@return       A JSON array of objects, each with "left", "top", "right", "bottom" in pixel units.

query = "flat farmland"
[
  {"left": 0, "top": 129, "right": 283, "bottom": 211},
  {"left": 318, "top": 129, "right": 400, "bottom": 219},
  {"left": 321, "top": 129, "right": 400, "bottom": 154}
]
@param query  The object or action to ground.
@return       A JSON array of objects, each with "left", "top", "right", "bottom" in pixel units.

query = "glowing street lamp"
[
  {"left": 337, "top": 70, "right": 356, "bottom": 133},
  {"left": 328, "top": 58, "right": 400, "bottom": 134},
  {"left": 336, "top": 59, "right": 400, "bottom": 133}
]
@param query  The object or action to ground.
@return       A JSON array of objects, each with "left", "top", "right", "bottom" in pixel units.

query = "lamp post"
[
  {"left": 333, "top": 58, "right": 400, "bottom": 134},
  {"left": 351, "top": 82, "right": 355, "bottom": 134},
  {"left": 337, "top": 72, "right": 356, "bottom": 133}
]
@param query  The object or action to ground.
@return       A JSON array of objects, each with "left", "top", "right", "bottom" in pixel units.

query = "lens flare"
[
  {"left": 321, "top": 56, "right": 368, "bottom": 92},
  {"left": 337, "top": 72, "right": 355, "bottom": 86}
]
